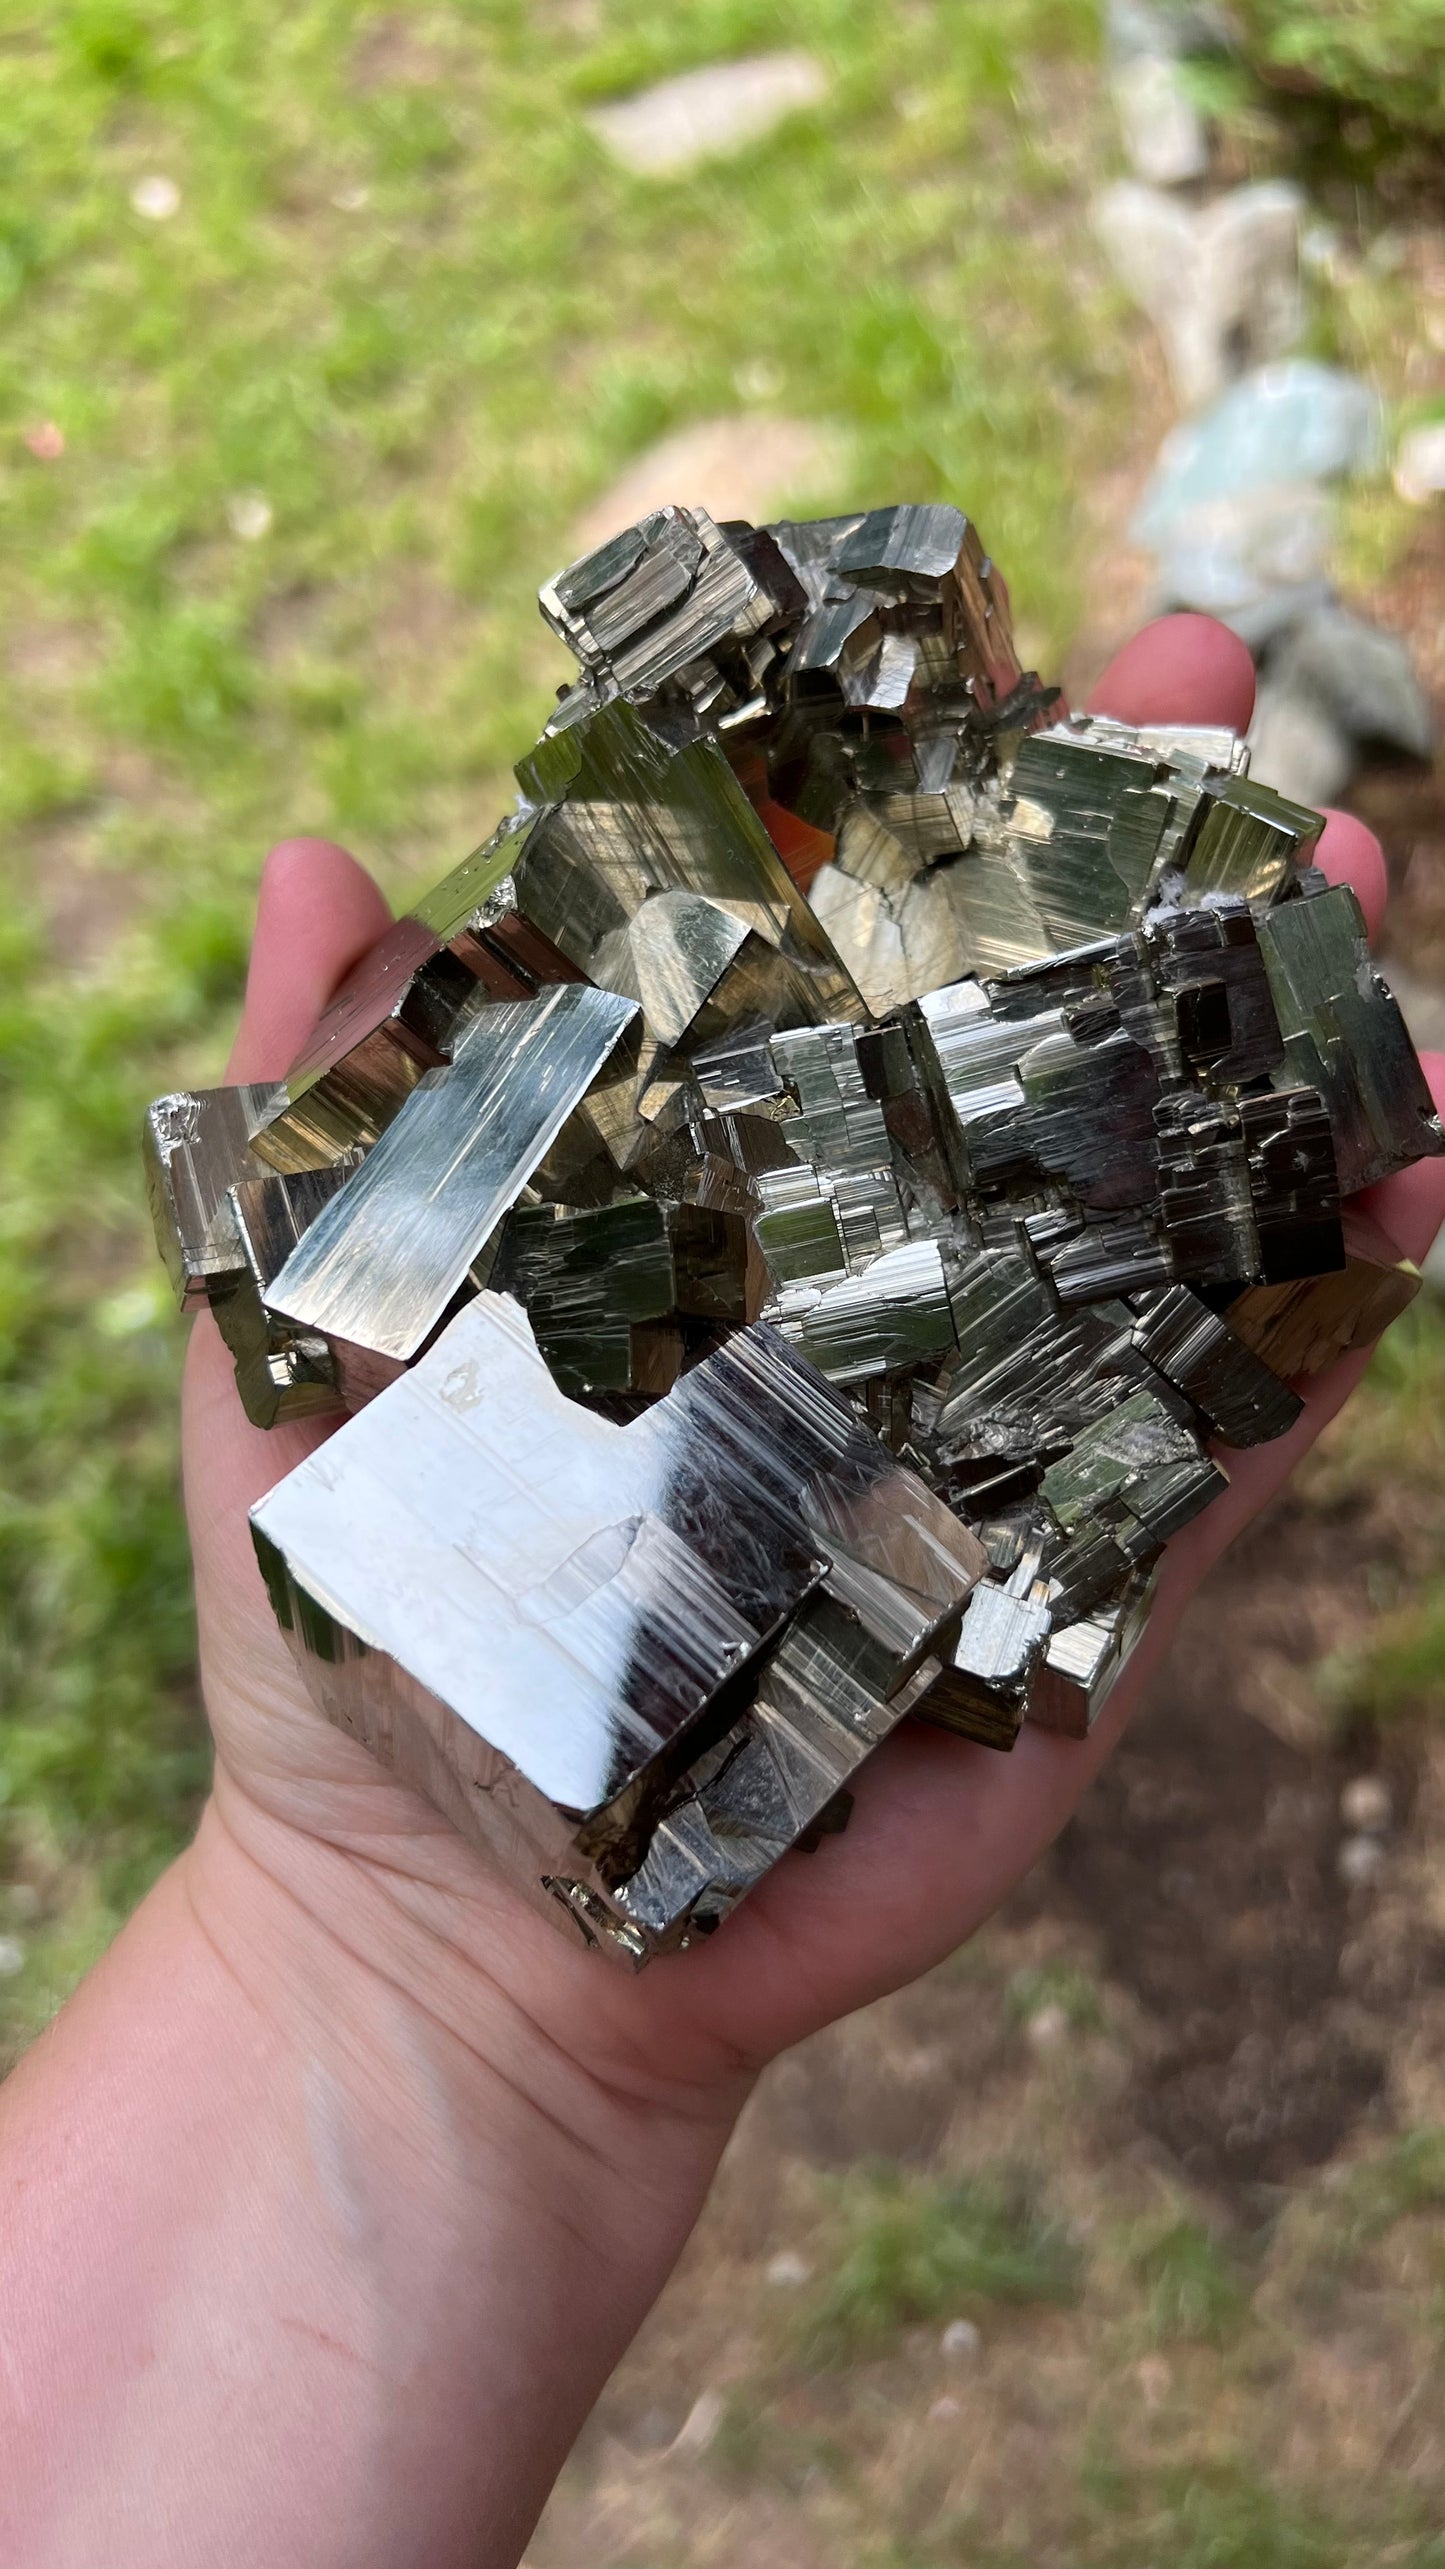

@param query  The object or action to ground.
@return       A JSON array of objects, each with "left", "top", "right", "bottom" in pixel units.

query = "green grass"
[
  {"left": 1073, "top": 2461, "right": 1445, "bottom": 2569},
  {"left": 0, "top": 0, "right": 1122, "bottom": 2054},
  {"left": 1188, "top": 1, "right": 1445, "bottom": 255},
  {"left": 797, "top": 2162, "right": 1083, "bottom": 2361},
  {"left": 1304, "top": 1299, "right": 1445, "bottom": 1730},
  {"left": 1333, "top": 2129, "right": 1445, "bottom": 2252},
  {"left": 1326, "top": 1594, "right": 1445, "bottom": 1727},
  {"left": 873, "top": 2464, "right": 1445, "bottom": 2569},
  {"left": 1131, "top": 2215, "right": 1249, "bottom": 2347},
  {"left": 709, "top": 2383, "right": 856, "bottom": 2493},
  {"left": 1232, "top": 0, "right": 1445, "bottom": 142},
  {"left": 1004, "top": 1957, "right": 1105, "bottom": 2034}
]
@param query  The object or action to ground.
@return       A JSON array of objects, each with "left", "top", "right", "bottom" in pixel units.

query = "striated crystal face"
[{"left": 146, "top": 501, "right": 1443, "bottom": 1963}]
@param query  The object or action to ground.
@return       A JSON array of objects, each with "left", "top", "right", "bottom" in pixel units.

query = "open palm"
[{"left": 182, "top": 613, "right": 1445, "bottom": 2110}]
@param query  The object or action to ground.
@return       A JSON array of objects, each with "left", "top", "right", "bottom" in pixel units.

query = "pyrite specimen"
[{"left": 147, "top": 502, "right": 1442, "bottom": 1963}]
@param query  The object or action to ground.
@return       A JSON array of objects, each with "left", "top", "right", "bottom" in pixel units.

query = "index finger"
[{"left": 1088, "top": 612, "right": 1256, "bottom": 731}]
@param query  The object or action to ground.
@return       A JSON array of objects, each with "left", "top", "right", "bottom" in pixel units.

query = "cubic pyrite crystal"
[{"left": 146, "top": 502, "right": 1443, "bottom": 1963}]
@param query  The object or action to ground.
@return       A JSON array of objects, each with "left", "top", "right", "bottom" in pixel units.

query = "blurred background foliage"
[
  {"left": 1204, "top": 0, "right": 1445, "bottom": 215},
  {"left": 1233, "top": 0, "right": 1445, "bottom": 141}
]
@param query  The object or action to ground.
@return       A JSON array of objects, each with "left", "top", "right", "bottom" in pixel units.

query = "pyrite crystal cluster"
[{"left": 147, "top": 503, "right": 1440, "bottom": 1963}]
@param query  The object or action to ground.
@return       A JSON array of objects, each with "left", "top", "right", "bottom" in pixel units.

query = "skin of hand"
[
  {"left": 185, "top": 613, "right": 1433, "bottom": 2078},
  {"left": 3, "top": 614, "right": 1441, "bottom": 2569}
]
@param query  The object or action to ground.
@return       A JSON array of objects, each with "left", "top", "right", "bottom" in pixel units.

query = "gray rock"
[
  {"left": 1272, "top": 606, "right": 1436, "bottom": 763},
  {"left": 1338, "top": 1833, "right": 1386, "bottom": 1890},
  {"left": 1026, "top": 2001, "right": 1070, "bottom": 2050},
  {"left": 1108, "top": 0, "right": 1234, "bottom": 57},
  {"left": 765, "top": 2248, "right": 813, "bottom": 2288},
  {"left": 1240, "top": 600, "right": 1434, "bottom": 806},
  {"left": 1247, "top": 672, "right": 1355, "bottom": 808},
  {"left": 669, "top": 2388, "right": 725, "bottom": 2456},
  {"left": 586, "top": 53, "right": 827, "bottom": 177},
  {"left": 1111, "top": 54, "right": 1209, "bottom": 187},
  {"left": 1151, "top": 482, "right": 1333, "bottom": 619},
  {"left": 1396, "top": 420, "right": 1445, "bottom": 505},
  {"left": 1095, "top": 178, "right": 1192, "bottom": 331},
  {"left": 1340, "top": 1774, "right": 1392, "bottom": 1835},
  {"left": 1221, "top": 579, "right": 1337, "bottom": 656},
  {"left": 1096, "top": 183, "right": 1305, "bottom": 408},
  {"left": 1134, "top": 362, "right": 1384, "bottom": 545}
]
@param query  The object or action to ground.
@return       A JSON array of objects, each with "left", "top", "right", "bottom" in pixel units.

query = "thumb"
[{"left": 184, "top": 839, "right": 396, "bottom": 1658}]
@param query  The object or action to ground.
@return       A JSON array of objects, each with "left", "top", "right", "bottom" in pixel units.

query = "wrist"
[
  {"left": 167, "top": 1787, "right": 742, "bottom": 2562},
  {"left": 188, "top": 1773, "right": 744, "bottom": 2243},
  {"left": 4, "top": 1798, "right": 739, "bottom": 2569}
]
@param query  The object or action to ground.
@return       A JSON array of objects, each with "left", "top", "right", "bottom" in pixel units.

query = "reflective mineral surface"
[{"left": 147, "top": 502, "right": 1443, "bottom": 1962}]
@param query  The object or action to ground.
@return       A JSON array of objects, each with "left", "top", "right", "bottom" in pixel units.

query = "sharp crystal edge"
[
  {"left": 251, "top": 1294, "right": 985, "bottom": 1955},
  {"left": 144, "top": 500, "right": 1445, "bottom": 1961},
  {"left": 264, "top": 982, "right": 642, "bottom": 1366},
  {"left": 145, "top": 1083, "right": 287, "bottom": 1308}
]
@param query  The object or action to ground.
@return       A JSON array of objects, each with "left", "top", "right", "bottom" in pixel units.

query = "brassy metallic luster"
[{"left": 146, "top": 503, "right": 1443, "bottom": 1963}]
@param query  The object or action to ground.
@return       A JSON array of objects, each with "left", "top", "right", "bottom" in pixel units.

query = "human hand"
[
  {"left": 182, "top": 612, "right": 1445, "bottom": 2122},
  {"left": 9, "top": 613, "right": 1439, "bottom": 2569}
]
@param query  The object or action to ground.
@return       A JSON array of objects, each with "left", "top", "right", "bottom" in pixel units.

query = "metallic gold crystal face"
[{"left": 146, "top": 500, "right": 1442, "bottom": 1963}]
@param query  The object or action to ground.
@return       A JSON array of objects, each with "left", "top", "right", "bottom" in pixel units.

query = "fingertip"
[
  {"left": 1314, "top": 808, "right": 1388, "bottom": 943},
  {"left": 257, "top": 836, "right": 392, "bottom": 944},
  {"left": 1088, "top": 614, "right": 1257, "bottom": 734},
  {"left": 262, "top": 833, "right": 347, "bottom": 883},
  {"left": 229, "top": 836, "right": 394, "bottom": 1083}
]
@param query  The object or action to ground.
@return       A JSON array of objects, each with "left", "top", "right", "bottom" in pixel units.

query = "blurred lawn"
[{"left": 0, "top": 0, "right": 1118, "bottom": 2044}]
